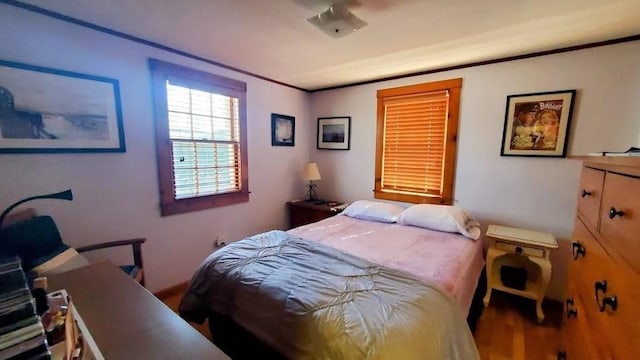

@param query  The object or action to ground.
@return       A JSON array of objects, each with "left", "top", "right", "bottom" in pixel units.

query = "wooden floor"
[
  {"left": 161, "top": 289, "right": 562, "bottom": 359},
  {"left": 474, "top": 291, "right": 563, "bottom": 360},
  {"left": 162, "top": 291, "right": 212, "bottom": 341}
]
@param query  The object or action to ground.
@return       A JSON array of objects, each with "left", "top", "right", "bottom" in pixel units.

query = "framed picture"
[
  {"left": 317, "top": 116, "right": 351, "bottom": 150},
  {"left": 271, "top": 113, "right": 295, "bottom": 146},
  {"left": 500, "top": 89, "right": 576, "bottom": 157},
  {"left": 0, "top": 59, "right": 125, "bottom": 153}
]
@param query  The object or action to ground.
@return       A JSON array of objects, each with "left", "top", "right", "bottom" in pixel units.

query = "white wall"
[
  {"left": 310, "top": 42, "right": 640, "bottom": 300},
  {"left": 0, "top": 5, "right": 311, "bottom": 292}
]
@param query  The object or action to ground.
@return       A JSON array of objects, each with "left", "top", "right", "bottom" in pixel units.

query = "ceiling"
[{"left": 16, "top": 0, "right": 640, "bottom": 91}]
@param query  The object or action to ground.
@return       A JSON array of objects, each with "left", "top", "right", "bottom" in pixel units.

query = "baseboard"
[{"left": 154, "top": 281, "right": 189, "bottom": 300}]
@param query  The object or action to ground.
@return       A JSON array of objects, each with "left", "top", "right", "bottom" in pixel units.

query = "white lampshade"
[{"left": 302, "top": 162, "right": 321, "bottom": 181}]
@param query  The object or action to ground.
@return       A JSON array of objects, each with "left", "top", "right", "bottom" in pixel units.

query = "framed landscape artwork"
[
  {"left": 317, "top": 116, "right": 350, "bottom": 150},
  {"left": 0, "top": 59, "right": 125, "bottom": 153},
  {"left": 500, "top": 89, "right": 576, "bottom": 157},
  {"left": 271, "top": 113, "right": 295, "bottom": 146}
]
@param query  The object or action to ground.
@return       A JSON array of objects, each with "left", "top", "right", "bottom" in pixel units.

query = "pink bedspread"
[{"left": 288, "top": 214, "right": 485, "bottom": 316}]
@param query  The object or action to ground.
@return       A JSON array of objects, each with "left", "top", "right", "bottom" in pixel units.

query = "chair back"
[
  {"left": 0, "top": 213, "right": 70, "bottom": 271},
  {"left": 1, "top": 208, "right": 38, "bottom": 228}
]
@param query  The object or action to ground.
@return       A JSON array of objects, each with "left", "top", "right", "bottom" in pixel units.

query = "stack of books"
[{"left": 0, "top": 257, "right": 50, "bottom": 360}]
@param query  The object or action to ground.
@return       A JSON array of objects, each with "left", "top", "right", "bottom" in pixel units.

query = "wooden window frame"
[
  {"left": 374, "top": 78, "right": 462, "bottom": 205},
  {"left": 149, "top": 59, "right": 249, "bottom": 216}
]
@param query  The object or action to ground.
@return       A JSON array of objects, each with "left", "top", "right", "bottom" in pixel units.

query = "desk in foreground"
[{"left": 48, "top": 261, "right": 228, "bottom": 360}]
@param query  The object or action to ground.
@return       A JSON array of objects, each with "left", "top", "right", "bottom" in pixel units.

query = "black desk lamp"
[{"left": 0, "top": 189, "right": 73, "bottom": 231}]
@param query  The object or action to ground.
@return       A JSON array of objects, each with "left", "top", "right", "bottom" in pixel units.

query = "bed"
[{"left": 180, "top": 202, "right": 484, "bottom": 359}]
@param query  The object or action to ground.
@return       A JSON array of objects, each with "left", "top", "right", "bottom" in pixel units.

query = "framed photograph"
[
  {"left": 317, "top": 116, "right": 351, "bottom": 150},
  {"left": 0, "top": 59, "right": 125, "bottom": 153},
  {"left": 500, "top": 89, "right": 576, "bottom": 157},
  {"left": 271, "top": 113, "right": 295, "bottom": 146}
]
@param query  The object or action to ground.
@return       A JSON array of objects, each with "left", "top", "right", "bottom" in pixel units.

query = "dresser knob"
[
  {"left": 594, "top": 280, "right": 613, "bottom": 312},
  {"left": 565, "top": 297, "right": 574, "bottom": 307},
  {"left": 557, "top": 350, "right": 567, "bottom": 360},
  {"left": 594, "top": 280, "right": 607, "bottom": 295},
  {"left": 608, "top": 207, "right": 625, "bottom": 219},
  {"left": 599, "top": 295, "right": 618, "bottom": 312},
  {"left": 581, "top": 189, "right": 591, "bottom": 198},
  {"left": 565, "top": 297, "right": 578, "bottom": 319},
  {"left": 514, "top": 246, "right": 523, "bottom": 255},
  {"left": 571, "top": 241, "right": 586, "bottom": 260}
]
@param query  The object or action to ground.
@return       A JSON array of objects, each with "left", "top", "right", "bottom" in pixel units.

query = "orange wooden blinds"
[{"left": 381, "top": 90, "right": 449, "bottom": 196}]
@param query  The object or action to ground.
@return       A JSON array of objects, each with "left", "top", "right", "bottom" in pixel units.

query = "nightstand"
[
  {"left": 286, "top": 200, "right": 345, "bottom": 229},
  {"left": 483, "top": 224, "right": 558, "bottom": 324}
]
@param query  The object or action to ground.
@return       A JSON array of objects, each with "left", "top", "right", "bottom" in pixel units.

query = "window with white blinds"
[
  {"left": 150, "top": 59, "right": 249, "bottom": 216},
  {"left": 167, "top": 82, "right": 241, "bottom": 199},
  {"left": 374, "top": 79, "right": 462, "bottom": 204}
]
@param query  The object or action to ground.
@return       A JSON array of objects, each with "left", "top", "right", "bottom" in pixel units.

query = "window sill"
[
  {"left": 373, "top": 190, "right": 451, "bottom": 205},
  {"left": 160, "top": 191, "right": 250, "bottom": 216}
]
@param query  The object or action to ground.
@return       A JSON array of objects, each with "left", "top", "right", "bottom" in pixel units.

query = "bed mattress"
[
  {"left": 180, "top": 230, "right": 480, "bottom": 359},
  {"left": 288, "top": 214, "right": 485, "bottom": 316}
]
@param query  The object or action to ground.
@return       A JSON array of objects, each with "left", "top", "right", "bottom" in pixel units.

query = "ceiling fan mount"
[{"left": 304, "top": 0, "right": 367, "bottom": 38}]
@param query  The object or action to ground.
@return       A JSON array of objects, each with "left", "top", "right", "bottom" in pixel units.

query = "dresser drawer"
[
  {"left": 567, "top": 219, "right": 615, "bottom": 358},
  {"left": 599, "top": 172, "right": 640, "bottom": 275},
  {"left": 570, "top": 218, "right": 609, "bottom": 294},
  {"left": 563, "top": 280, "right": 611, "bottom": 359},
  {"left": 569, "top": 218, "right": 640, "bottom": 359},
  {"left": 495, "top": 241, "right": 544, "bottom": 257},
  {"left": 577, "top": 167, "right": 605, "bottom": 229}
]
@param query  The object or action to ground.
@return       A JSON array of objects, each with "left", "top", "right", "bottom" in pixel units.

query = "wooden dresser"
[{"left": 560, "top": 158, "right": 640, "bottom": 359}]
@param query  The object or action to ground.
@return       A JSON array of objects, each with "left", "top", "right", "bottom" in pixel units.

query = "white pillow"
[
  {"left": 342, "top": 200, "right": 405, "bottom": 223},
  {"left": 397, "top": 204, "right": 481, "bottom": 240}
]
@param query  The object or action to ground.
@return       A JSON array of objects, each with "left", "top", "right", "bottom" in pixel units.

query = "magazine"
[{"left": 588, "top": 146, "right": 640, "bottom": 157}]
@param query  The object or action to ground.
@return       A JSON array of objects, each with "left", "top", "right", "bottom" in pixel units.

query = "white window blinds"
[{"left": 166, "top": 81, "right": 241, "bottom": 200}]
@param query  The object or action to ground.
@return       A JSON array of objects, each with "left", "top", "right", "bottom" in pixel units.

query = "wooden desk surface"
[{"left": 48, "top": 262, "right": 228, "bottom": 360}]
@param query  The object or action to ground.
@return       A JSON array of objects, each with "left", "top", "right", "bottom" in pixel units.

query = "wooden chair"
[{"left": 1, "top": 208, "right": 146, "bottom": 286}]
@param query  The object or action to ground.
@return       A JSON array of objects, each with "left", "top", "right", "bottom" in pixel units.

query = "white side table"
[{"left": 483, "top": 224, "right": 558, "bottom": 324}]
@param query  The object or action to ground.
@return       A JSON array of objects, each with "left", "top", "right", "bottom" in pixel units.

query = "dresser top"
[
  {"left": 487, "top": 225, "right": 558, "bottom": 249},
  {"left": 570, "top": 156, "right": 640, "bottom": 177}
]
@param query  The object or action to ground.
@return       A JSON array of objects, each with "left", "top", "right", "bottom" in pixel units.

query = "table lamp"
[{"left": 302, "top": 162, "right": 321, "bottom": 201}]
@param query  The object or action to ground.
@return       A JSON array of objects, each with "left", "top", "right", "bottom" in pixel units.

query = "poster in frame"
[
  {"left": 271, "top": 113, "right": 295, "bottom": 146},
  {"left": 500, "top": 89, "right": 576, "bottom": 157},
  {"left": 317, "top": 116, "right": 350, "bottom": 150},
  {"left": 0, "top": 59, "right": 125, "bottom": 153}
]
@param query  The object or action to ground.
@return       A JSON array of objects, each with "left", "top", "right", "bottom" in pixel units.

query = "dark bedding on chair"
[{"left": 179, "top": 230, "right": 479, "bottom": 359}]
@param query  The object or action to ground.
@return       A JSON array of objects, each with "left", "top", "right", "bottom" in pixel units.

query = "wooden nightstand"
[
  {"left": 483, "top": 225, "right": 558, "bottom": 324},
  {"left": 286, "top": 200, "right": 345, "bottom": 229}
]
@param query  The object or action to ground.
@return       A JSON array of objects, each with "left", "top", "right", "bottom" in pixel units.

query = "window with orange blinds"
[
  {"left": 150, "top": 59, "right": 249, "bottom": 216},
  {"left": 374, "top": 78, "right": 462, "bottom": 204}
]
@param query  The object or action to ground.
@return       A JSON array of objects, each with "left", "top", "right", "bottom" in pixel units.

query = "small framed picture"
[
  {"left": 317, "top": 116, "right": 350, "bottom": 150},
  {"left": 271, "top": 113, "right": 295, "bottom": 146},
  {"left": 500, "top": 90, "right": 576, "bottom": 157}
]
